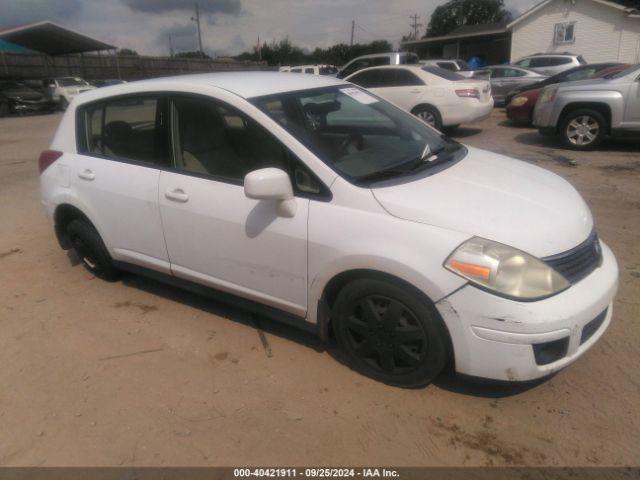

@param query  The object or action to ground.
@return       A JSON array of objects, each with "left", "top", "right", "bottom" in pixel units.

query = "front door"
[
  {"left": 623, "top": 75, "right": 640, "bottom": 128},
  {"left": 158, "top": 95, "right": 309, "bottom": 316},
  {"left": 369, "top": 68, "right": 426, "bottom": 111}
]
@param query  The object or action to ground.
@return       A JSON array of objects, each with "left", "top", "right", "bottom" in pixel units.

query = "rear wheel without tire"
[
  {"left": 332, "top": 278, "right": 449, "bottom": 387},
  {"left": 412, "top": 105, "right": 442, "bottom": 131},
  {"left": 560, "top": 108, "right": 606, "bottom": 150},
  {"left": 66, "top": 219, "right": 119, "bottom": 281}
]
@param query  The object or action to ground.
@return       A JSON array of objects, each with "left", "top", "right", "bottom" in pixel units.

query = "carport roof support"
[{"left": 0, "top": 21, "right": 114, "bottom": 55}]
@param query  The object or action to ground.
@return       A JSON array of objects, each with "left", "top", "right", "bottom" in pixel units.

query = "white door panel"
[
  {"left": 371, "top": 87, "right": 421, "bottom": 111},
  {"left": 158, "top": 171, "right": 309, "bottom": 316},
  {"left": 70, "top": 155, "right": 170, "bottom": 272}
]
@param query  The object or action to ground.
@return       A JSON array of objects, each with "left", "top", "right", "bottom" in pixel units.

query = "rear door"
[
  {"left": 368, "top": 68, "right": 425, "bottom": 111},
  {"left": 74, "top": 95, "right": 171, "bottom": 272}
]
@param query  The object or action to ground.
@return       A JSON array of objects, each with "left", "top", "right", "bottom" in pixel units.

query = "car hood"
[{"left": 371, "top": 147, "right": 593, "bottom": 257}]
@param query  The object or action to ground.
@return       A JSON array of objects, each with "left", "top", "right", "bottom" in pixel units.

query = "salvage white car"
[
  {"left": 346, "top": 65, "right": 493, "bottom": 130},
  {"left": 39, "top": 72, "right": 617, "bottom": 387}
]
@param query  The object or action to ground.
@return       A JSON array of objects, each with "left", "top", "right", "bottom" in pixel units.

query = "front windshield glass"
[
  {"left": 606, "top": 64, "right": 640, "bottom": 80},
  {"left": 57, "top": 77, "right": 89, "bottom": 87},
  {"left": 250, "top": 86, "right": 463, "bottom": 184}
]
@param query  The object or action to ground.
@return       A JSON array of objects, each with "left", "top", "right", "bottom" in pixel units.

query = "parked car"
[
  {"left": 0, "top": 80, "right": 56, "bottom": 116},
  {"left": 484, "top": 65, "right": 547, "bottom": 106},
  {"left": 42, "top": 76, "right": 96, "bottom": 110},
  {"left": 336, "top": 52, "right": 420, "bottom": 79},
  {"left": 506, "top": 63, "right": 629, "bottom": 125},
  {"left": 39, "top": 72, "right": 617, "bottom": 387},
  {"left": 346, "top": 65, "right": 493, "bottom": 130},
  {"left": 93, "top": 79, "right": 128, "bottom": 88},
  {"left": 512, "top": 53, "right": 587, "bottom": 76},
  {"left": 280, "top": 65, "right": 338, "bottom": 75},
  {"left": 504, "top": 62, "right": 628, "bottom": 107},
  {"left": 421, "top": 59, "right": 490, "bottom": 79},
  {"left": 533, "top": 64, "right": 640, "bottom": 149}
]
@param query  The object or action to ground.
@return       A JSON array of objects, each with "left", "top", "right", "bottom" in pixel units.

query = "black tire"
[
  {"left": 59, "top": 97, "right": 69, "bottom": 111},
  {"left": 332, "top": 278, "right": 449, "bottom": 388},
  {"left": 412, "top": 105, "right": 442, "bottom": 130},
  {"left": 66, "top": 219, "right": 119, "bottom": 281},
  {"left": 0, "top": 102, "right": 10, "bottom": 117},
  {"left": 560, "top": 108, "right": 606, "bottom": 150}
]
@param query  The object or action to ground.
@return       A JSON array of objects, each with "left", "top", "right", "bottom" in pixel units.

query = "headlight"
[
  {"left": 445, "top": 237, "right": 570, "bottom": 300},
  {"left": 510, "top": 96, "right": 528, "bottom": 107},
  {"left": 539, "top": 87, "right": 557, "bottom": 104}
]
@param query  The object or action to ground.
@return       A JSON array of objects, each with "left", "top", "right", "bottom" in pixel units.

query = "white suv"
[
  {"left": 39, "top": 72, "right": 617, "bottom": 387},
  {"left": 512, "top": 53, "right": 586, "bottom": 76}
]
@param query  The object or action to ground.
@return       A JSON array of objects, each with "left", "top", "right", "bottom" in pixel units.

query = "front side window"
[
  {"left": 251, "top": 86, "right": 464, "bottom": 185},
  {"left": 338, "top": 59, "right": 370, "bottom": 78},
  {"left": 554, "top": 22, "right": 576, "bottom": 44},
  {"left": 171, "top": 96, "right": 311, "bottom": 190},
  {"left": 348, "top": 70, "right": 381, "bottom": 88},
  {"left": 79, "top": 96, "right": 168, "bottom": 165}
]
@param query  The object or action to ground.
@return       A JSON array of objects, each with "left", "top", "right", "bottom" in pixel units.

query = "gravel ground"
[{"left": 0, "top": 110, "right": 638, "bottom": 467}]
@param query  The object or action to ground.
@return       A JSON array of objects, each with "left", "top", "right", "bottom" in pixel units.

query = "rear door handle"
[
  {"left": 78, "top": 169, "right": 95, "bottom": 181},
  {"left": 165, "top": 188, "right": 189, "bottom": 203}
]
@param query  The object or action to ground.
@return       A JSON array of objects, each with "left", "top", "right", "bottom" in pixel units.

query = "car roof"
[{"left": 78, "top": 72, "right": 348, "bottom": 100}]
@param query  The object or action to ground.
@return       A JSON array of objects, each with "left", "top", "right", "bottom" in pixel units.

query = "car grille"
[{"left": 543, "top": 229, "right": 602, "bottom": 284}]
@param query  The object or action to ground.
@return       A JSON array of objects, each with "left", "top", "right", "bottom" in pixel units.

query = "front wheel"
[
  {"left": 560, "top": 109, "right": 606, "bottom": 150},
  {"left": 412, "top": 105, "right": 442, "bottom": 131},
  {"left": 332, "top": 278, "right": 449, "bottom": 388}
]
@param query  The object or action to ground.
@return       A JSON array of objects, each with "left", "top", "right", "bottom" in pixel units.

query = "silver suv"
[
  {"left": 336, "top": 52, "right": 419, "bottom": 79},
  {"left": 513, "top": 53, "right": 586, "bottom": 76},
  {"left": 533, "top": 64, "right": 640, "bottom": 150}
]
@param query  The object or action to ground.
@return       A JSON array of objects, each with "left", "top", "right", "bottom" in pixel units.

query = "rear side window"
[
  {"left": 437, "top": 62, "right": 457, "bottom": 71},
  {"left": 421, "top": 66, "right": 465, "bottom": 81},
  {"left": 348, "top": 69, "right": 381, "bottom": 88},
  {"left": 78, "top": 96, "right": 168, "bottom": 165},
  {"left": 392, "top": 69, "right": 424, "bottom": 86}
]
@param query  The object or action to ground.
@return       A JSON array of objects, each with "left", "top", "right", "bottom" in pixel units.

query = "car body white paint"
[
  {"left": 40, "top": 72, "right": 618, "bottom": 382},
  {"left": 345, "top": 65, "right": 494, "bottom": 127}
]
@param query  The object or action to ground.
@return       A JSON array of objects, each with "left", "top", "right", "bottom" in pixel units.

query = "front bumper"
[
  {"left": 436, "top": 241, "right": 618, "bottom": 381},
  {"left": 10, "top": 99, "right": 56, "bottom": 114},
  {"left": 506, "top": 103, "right": 533, "bottom": 124}
]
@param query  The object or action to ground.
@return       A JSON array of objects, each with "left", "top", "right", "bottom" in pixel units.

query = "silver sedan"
[{"left": 485, "top": 66, "right": 547, "bottom": 106}]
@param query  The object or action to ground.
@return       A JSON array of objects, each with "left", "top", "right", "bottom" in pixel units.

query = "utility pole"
[
  {"left": 191, "top": 2, "right": 203, "bottom": 54},
  {"left": 350, "top": 20, "right": 355, "bottom": 46},
  {"left": 409, "top": 13, "right": 422, "bottom": 40}
]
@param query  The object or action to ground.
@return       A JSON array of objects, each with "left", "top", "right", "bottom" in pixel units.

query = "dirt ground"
[{"left": 0, "top": 110, "right": 638, "bottom": 467}]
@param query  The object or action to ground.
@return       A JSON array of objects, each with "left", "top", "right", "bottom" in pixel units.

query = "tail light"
[
  {"left": 38, "top": 150, "right": 63, "bottom": 174},
  {"left": 455, "top": 89, "right": 480, "bottom": 99}
]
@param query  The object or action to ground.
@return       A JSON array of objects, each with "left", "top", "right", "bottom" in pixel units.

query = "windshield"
[
  {"left": 606, "top": 63, "right": 640, "bottom": 80},
  {"left": 250, "top": 86, "right": 463, "bottom": 184},
  {"left": 421, "top": 66, "right": 465, "bottom": 81},
  {"left": 57, "top": 77, "right": 89, "bottom": 87}
]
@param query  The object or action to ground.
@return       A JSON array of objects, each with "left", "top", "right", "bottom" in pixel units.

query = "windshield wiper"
[{"left": 354, "top": 143, "right": 462, "bottom": 185}]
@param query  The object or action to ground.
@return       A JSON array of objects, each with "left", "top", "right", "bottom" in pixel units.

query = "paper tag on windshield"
[{"left": 340, "top": 87, "right": 378, "bottom": 105}]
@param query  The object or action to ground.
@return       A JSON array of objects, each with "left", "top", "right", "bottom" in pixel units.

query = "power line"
[{"left": 190, "top": 2, "right": 203, "bottom": 54}]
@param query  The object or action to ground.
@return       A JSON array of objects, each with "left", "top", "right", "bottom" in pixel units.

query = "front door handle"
[
  {"left": 78, "top": 169, "right": 95, "bottom": 181},
  {"left": 165, "top": 188, "right": 189, "bottom": 203}
]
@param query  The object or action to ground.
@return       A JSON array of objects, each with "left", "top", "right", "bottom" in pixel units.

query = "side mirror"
[{"left": 244, "top": 168, "right": 297, "bottom": 217}]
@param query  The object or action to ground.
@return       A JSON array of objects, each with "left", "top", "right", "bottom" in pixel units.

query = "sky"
[{"left": 0, "top": 0, "right": 541, "bottom": 57}]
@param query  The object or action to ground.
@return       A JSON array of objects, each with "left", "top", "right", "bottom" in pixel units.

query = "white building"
[
  {"left": 510, "top": 0, "right": 640, "bottom": 63},
  {"left": 402, "top": 0, "right": 640, "bottom": 65}
]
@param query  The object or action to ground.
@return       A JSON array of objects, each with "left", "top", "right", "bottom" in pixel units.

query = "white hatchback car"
[
  {"left": 40, "top": 72, "right": 617, "bottom": 387},
  {"left": 345, "top": 65, "right": 493, "bottom": 130}
]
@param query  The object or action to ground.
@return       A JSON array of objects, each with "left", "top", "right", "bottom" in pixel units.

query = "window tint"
[
  {"left": 319, "top": 66, "right": 338, "bottom": 75},
  {"left": 392, "top": 69, "right": 424, "bottom": 86},
  {"left": 564, "top": 67, "right": 597, "bottom": 81},
  {"left": 291, "top": 68, "right": 303, "bottom": 73},
  {"left": 400, "top": 53, "right": 420, "bottom": 65},
  {"left": 437, "top": 62, "right": 457, "bottom": 71},
  {"left": 304, "top": 68, "right": 315, "bottom": 74},
  {"left": 516, "top": 58, "right": 531, "bottom": 68},
  {"left": 504, "top": 68, "right": 526, "bottom": 78},
  {"left": 490, "top": 67, "right": 505, "bottom": 78},
  {"left": 338, "top": 59, "right": 370, "bottom": 78},
  {"left": 371, "top": 56, "right": 391, "bottom": 66},
  {"left": 348, "top": 69, "right": 380, "bottom": 88},
  {"left": 79, "top": 96, "right": 167, "bottom": 165},
  {"left": 171, "top": 96, "right": 315, "bottom": 192},
  {"left": 421, "top": 66, "right": 465, "bottom": 81}
]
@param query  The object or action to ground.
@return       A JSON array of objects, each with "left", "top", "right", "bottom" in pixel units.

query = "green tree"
[
  {"left": 175, "top": 51, "right": 212, "bottom": 60},
  {"left": 117, "top": 48, "right": 138, "bottom": 56},
  {"left": 426, "top": 0, "right": 512, "bottom": 37}
]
